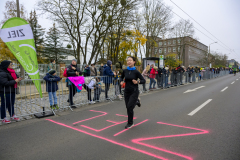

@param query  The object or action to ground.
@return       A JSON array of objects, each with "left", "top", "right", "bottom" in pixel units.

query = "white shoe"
[
  {"left": 10, "top": 115, "right": 20, "bottom": 121},
  {"left": 89, "top": 101, "right": 96, "bottom": 104}
]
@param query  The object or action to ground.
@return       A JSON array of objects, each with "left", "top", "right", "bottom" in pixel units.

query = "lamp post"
[
  {"left": 16, "top": 0, "right": 25, "bottom": 79},
  {"left": 208, "top": 42, "right": 217, "bottom": 67}
]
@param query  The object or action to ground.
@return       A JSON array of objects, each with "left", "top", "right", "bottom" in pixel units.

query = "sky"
[{"left": 0, "top": 0, "right": 240, "bottom": 62}]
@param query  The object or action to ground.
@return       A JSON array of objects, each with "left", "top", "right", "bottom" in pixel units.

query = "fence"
[{"left": 0, "top": 70, "right": 229, "bottom": 124}]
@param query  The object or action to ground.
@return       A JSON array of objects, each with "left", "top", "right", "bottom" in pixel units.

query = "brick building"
[{"left": 147, "top": 36, "right": 208, "bottom": 67}]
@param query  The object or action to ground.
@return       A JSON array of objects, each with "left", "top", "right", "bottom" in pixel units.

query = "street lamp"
[{"left": 208, "top": 42, "right": 217, "bottom": 67}]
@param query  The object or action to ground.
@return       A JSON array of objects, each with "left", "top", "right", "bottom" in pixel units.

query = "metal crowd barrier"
[
  {"left": 147, "top": 70, "right": 228, "bottom": 90},
  {"left": 0, "top": 70, "right": 229, "bottom": 124}
]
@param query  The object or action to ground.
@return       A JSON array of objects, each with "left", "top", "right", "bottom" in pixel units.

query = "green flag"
[{"left": 0, "top": 17, "right": 42, "bottom": 97}]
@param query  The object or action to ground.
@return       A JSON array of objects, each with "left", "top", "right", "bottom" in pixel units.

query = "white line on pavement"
[
  {"left": 236, "top": 79, "right": 238, "bottom": 80},
  {"left": 184, "top": 86, "right": 205, "bottom": 93},
  {"left": 188, "top": 99, "right": 212, "bottom": 116},
  {"left": 221, "top": 87, "right": 228, "bottom": 92},
  {"left": 231, "top": 81, "right": 235, "bottom": 84}
]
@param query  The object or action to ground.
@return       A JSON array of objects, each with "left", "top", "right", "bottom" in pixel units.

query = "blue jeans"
[
  {"left": 48, "top": 92, "right": 57, "bottom": 106},
  {"left": 1, "top": 93, "right": 15, "bottom": 119},
  {"left": 149, "top": 78, "right": 156, "bottom": 89},
  {"left": 165, "top": 76, "right": 169, "bottom": 88}
]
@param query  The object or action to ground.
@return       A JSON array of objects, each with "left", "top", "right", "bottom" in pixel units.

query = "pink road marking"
[
  {"left": 106, "top": 120, "right": 119, "bottom": 124},
  {"left": 46, "top": 119, "right": 168, "bottom": 160},
  {"left": 80, "top": 114, "right": 137, "bottom": 132},
  {"left": 114, "top": 119, "right": 149, "bottom": 137},
  {"left": 73, "top": 110, "right": 107, "bottom": 125},
  {"left": 132, "top": 122, "right": 209, "bottom": 160},
  {"left": 81, "top": 120, "right": 128, "bottom": 132}
]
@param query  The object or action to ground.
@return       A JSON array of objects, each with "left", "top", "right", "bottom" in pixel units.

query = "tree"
[
  {"left": 38, "top": 0, "right": 141, "bottom": 65},
  {"left": 1, "top": 0, "right": 28, "bottom": 26},
  {"left": 142, "top": 0, "right": 173, "bottom": 58},
  {"left": 165, "top": 53, "right": 182, "bottom": 68},
  {"left": 117, "top": 29, "right": 147, "bottom": 65},
  {"left": 28, "top": 10, "right": 46, "bottom": 63},
  {"left": 43, "top": 23, "right": 67, "bottom": 63},
  {"left": 0, "top": 39, "right": 16, "bottom": 62}
]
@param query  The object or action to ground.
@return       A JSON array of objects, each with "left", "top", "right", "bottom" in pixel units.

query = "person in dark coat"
[
  {"left": 103, "top": 60, "right": 115, "bottom": 100},
  {"left": 157, "top": 67, "right": 162, "bottom": 88},
  {"left": 66, "top": 59, "right": 82, "bottom": 108},
  {"left": 43, "top": 70, "right": 61, "bottom": 109},
  {"left": 0, "top": 60, "right": 22, "bottom": 123},
  {"left": 84, "top": 65, "right": 90, "bottom": 77},
  {"left": 99, "top": 63, "right": 104, "bottom": 76}
]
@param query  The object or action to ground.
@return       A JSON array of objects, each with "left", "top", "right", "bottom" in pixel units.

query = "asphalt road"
[{"left": 1, "top": 74, "right": 240, "bottom": 160}]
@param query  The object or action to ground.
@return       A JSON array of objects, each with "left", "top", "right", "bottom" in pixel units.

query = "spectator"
[
  {"left": 66, "top": 59, "right": 82, "bottom": 108},
  {"left": 142, "top": 65, "right": 150, "bottom": 92},
  {"left": 84, "top": 65, "right": 90, "bottom": 77},
  {"left": 48, "top": 59, "right": 56, "bottom": 72},
  {"left": 149, "top": 66, "right": 158, "bottom": 90},
  {"left": 0, "top": 60, "right": 22, "bottom": 123},
  {"left": 113, "top": 71, "right": 122, "bottom": 99},
  {"left": 43, "top": 70, "right": 61, "bottom": 110},
  {"left": 103, "top": 60, "right": 116, "bottom": 100},
  {"left": 115, "top": 62, "right": 123, "bottom": 98},
  {"left": 157, "top": 67, "right": 163, "bottom": 88},
  {"left": 93, "top": 77, "right": 102, "bottom": 102},
  {"left": 83, "top": 77, "right": 96, "bottom": 104},
  {"left": 99, "top": 63, "right": 104, "bottom": 76},
  {"left": 163, "top": 65, "right": 170, "bottom": 88},
  {"left": 90, "top": 64, "right": 97, "bottom": 76}
]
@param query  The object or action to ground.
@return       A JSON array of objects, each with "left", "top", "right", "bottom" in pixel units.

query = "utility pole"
[{"left": 16, "top": 0, "right": 25, "bottom": 79}]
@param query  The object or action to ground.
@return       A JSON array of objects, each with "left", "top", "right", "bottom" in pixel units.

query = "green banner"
[{"left": 0, "top": 17, "right": 42, "bottom": 97}]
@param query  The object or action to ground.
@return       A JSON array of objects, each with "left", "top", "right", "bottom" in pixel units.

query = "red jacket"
[{"left": 149, "top": 68, "right": 158, "bottom": 79}]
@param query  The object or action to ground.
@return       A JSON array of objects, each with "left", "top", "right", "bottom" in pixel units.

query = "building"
[
  {"left": 227, "top": 59, "right": 238, "bottom": 68},
  {"left": 147, "top": 36, "right": 208, "bottom": 67}
]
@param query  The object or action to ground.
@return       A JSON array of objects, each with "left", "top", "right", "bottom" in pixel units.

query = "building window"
[
  {"left": 155, "top": 48, "right": 157, "bottom": 54},
  {"left": 159, "top": 42, "right": 162, "bottom": 46},
  {"left": 164, "top": 41, "right": 166, "bottom": 45},
  {"left": 178, "top": 46, "right": 181, "bottom": 52},
  {"left": 164, "top": 48, "right": 167, "bottom": 53},
  {"left": 178, "top": 39, "right": 181, "bottom": 44},
  {"left": 168, "top": 47, "right": 171, "bottom": 53},
  {"left": 168, "top": 40, "right": 171, "bottom": 45},
  {"left": 159, "top": 48, "right": 162, "bottom": 54},
  {"left": 173, "top": 40, "right": 176, "bottom": 44},
  {"left": 149, "top": 48, "right": 151, "bottom": 52},
  {"left": 173, "top": 47, "right": 176, "bottom": 52}
]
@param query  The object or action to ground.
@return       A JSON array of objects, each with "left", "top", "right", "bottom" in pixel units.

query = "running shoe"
[{"left": 125, "top": 123, "right": 134, "bottom": 129}]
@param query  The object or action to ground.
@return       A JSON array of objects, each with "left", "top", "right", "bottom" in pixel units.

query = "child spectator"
[
  {"left": 43, "top": 70, "right": 61, "bottom": 109},
  {"left": 93, "top": 77, "right": 102, "bottom": 102}
]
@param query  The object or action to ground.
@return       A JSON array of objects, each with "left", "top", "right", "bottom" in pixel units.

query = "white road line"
[
  {"left": 236, "top": 79, "right": 238, "bottom": 80},
  {"left": 231, "top": 81, "right": 235, "bottom": 84},
  {"left": 188, "top": 99, "right": 212, "bottom": 116},
  {"left": 221, "top": 87, "right": 228, "bottom": 92},
  {"left": 184, "top": 86, "right": 205, "bottom": 93}
]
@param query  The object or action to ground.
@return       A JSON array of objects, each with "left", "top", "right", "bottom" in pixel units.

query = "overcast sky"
[{"left": 0, "top": 0, "right": 240, "bottom": 61}]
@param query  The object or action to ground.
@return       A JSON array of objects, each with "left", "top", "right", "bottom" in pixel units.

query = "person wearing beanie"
[
  {"left": 0, "top": 60, "right": 22, "bottom": 124},
  {"left": 66, "top": 59, "right": 82, "bottom": 108},
  {"left": 44, "top": 70, "right": 61, "bottom": 110},
  {"left": 103, "top": 60, "right": 115, "bottom": 100}
]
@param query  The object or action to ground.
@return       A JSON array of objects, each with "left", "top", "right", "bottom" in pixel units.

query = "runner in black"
[{"left": 120, "top": 56, "right": 146, "bottom": 129}]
